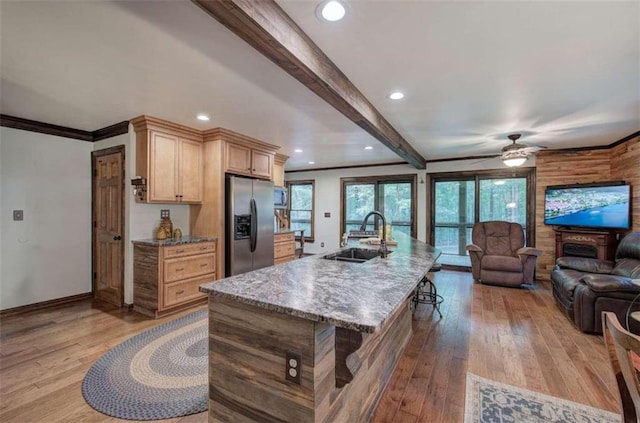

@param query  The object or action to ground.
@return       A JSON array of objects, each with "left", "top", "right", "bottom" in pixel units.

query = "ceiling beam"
[{"left": 192, "top": 0, "right": 426, "bottom": 169}]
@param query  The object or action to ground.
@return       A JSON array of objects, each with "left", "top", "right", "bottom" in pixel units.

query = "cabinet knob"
[
  {"left": 176, "top": 267, "right": 184, "bottom": 271},
  {"left": 176, "top": 290, "right": 184, "bottom": 295},
  {"left": 113, "top": 235, "right": 122, "bottom": 241}
]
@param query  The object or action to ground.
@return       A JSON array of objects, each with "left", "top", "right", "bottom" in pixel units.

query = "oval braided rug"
[{"left": 82, "top": 309, "right": 208, "bottom": 420}]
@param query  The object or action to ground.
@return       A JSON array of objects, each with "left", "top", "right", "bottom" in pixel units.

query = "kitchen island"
[{"left": 200, "top": 235, "right": 440, "bottom": 422}]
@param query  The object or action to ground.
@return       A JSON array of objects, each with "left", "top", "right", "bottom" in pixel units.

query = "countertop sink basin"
[{"left": 322, "top": 247, "right": 391, "bottom": 263}]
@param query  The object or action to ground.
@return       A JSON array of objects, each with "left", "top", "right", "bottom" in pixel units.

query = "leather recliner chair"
[
  {"left": 551, "top": 232, "right": 640, "bottom": 334},
  {"left": 466, "top": 221, "right": 542, "bottom": 288}
]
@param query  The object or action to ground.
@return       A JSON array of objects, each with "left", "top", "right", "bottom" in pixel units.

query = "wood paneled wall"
[
  {"left": 535, "top": 149, "right": 612, "bottom": 278},
  {"left": 534, "top": 136, "right": 639, "bottom": 279},
  {"left": 611, "top": 136, "right": 640, "bottom": 232}
]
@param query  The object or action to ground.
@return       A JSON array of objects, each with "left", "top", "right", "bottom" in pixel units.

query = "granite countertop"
[
  {"left": 200, "top": 234, "right": 440, "bottom": 333},
  {"left": 132, "top": 236, "right": 217, "bottom": 247},
  {"left": 274, "top": 228, "right": 296, "bottom": 234}
]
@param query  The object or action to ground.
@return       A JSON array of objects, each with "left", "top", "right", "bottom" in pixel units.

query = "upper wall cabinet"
[
  {"left": 131, "top": 116, "right": 203, "bottom": 204},
  {"left": 201, "top": 128, "right": 278, "bottom": 181},
  {"left": 225, "top": 141, "right": 274, "bottom": 180},
  {"left": 273, "top": 153, "right": 289, "bottom": 187}
]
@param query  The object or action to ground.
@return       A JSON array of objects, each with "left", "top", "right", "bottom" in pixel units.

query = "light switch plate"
[
  {"left": 160, "top": 209, "right": 170, "bottom": 219},
  {"left": 13, "top": 210, "right": 24, "bottom": 221}
]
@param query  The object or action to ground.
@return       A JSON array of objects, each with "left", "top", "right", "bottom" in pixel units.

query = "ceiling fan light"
[
  {"left": 501, "top": 148, "right": 528, "bottom": 167},
  {"left": 502, "top": 157, "right": 527, "bottom": 167}
]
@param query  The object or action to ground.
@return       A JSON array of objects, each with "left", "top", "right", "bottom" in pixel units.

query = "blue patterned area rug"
[
  {"left": 82, "top": 310, "right": 208, "bottom": 420},
  {"left": 464, "top": 373, "right": 619, "bottom": 423}
]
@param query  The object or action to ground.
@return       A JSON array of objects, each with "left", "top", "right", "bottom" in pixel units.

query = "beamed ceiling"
[{"left": 1, "top": 1, "right": 638, "bottom": 170}]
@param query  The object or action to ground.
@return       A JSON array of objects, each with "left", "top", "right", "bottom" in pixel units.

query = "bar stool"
[{"left": 413, "top": 263, "right": 443, "bottom": 317}]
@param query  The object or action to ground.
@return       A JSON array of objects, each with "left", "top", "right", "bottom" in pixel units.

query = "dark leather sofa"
[{"left": 551, "top": 232, "right": 640, "bottom": 334}]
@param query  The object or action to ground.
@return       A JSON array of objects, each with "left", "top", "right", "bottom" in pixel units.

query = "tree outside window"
[
  {"left": 287, "top": 180, "right": 314, "bottom": 241},
  {"left": 341, "top": 175, "right": 416, "bottom": 238}
]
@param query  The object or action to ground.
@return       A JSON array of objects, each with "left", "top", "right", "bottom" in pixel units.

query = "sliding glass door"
[
  {"left": 433, "top": 180, "right": 475, "bottom": 256},
  {"left": 429, "top": 169, "right": 535, "bottom": 266},
  {"left": 478, "top": 178, "right": 528, "bottom": 236}
]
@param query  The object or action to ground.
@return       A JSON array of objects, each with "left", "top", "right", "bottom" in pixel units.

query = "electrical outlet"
[
  {"left": 13, "top": 210, "right": 24, "bottom": 221},
  {"left": 285, "top": 351, "right": 301, "bottom": 384},
  {"left": 160, "top": 209, "right": 170, "bottom": 219},
  {"left": 321, "top": 242, "right": 324, "bottom": 247}
]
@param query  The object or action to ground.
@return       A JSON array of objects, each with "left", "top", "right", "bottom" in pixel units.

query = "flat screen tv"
[{"left": 544, "top": 182, "right": 631, "bottom": 229}]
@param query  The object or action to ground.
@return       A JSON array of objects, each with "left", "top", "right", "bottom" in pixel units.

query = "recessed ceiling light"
[
  {"left": 364, "top": 146, "right": 373, "bottom": 150},
  {"left": 388, "top": 92, "right": 405, "bottom": 100},
  {"left": 196, "top": 114, "right": 210, "bottom": 121},
  {"left": 317, "top": 0, "right": 346, "bottom": 22},
  {"left": 308, "top": 161, "right": 315, "bottom": 165},
  {"left": 294, "top": 148, "right": 303, "bottom": 153}
]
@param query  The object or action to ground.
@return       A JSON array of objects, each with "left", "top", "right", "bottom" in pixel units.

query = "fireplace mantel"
[{"left": 554, "top": 228, "right": 618, "bottom": 261}]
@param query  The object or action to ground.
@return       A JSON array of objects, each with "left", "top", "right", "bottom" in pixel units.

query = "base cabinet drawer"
[
  {"left": 163, "top": 275, "right": 213, "bottom": 309},
  {"left": 164, "top": 254, "right": 215, "bottom": 283},
  {"left": 164, "top": 242, "right": 216, "bottom": 259},
  {"left": 133, "top": 240, "right": 217, "bottom": 318},
  {"left": 274, "top": 243, "right": 295, "bottom": 260}
]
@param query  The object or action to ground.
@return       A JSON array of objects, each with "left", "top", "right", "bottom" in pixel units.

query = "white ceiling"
[{"left": 1, "top": 1, "right": 638, "bottom": 170}]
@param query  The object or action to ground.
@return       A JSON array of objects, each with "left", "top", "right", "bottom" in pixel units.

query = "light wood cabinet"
[
  {"left": 133, "top": 240, "right": 216, "bottom": 317},
  {"left": 131, "top": 116, "right": 203, "bottom": 204},
  {"left": 224, "top": 141, "right": 273, "bottom": 180},
  {"left": 179, "top": 138, "right": 203, "bottom": 202},
  {"left": 273, "top": 153, "right": 288, "bottom": 187},
  {"left": 274, "top": 232, "right": 296, "bottom": 265}
]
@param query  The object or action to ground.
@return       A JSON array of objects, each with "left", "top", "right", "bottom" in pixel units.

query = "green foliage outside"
[
  {"left": 290, "top": 184, "right": 312, "bottom": 236},
  {"left": 344, "top": 182, "right": 413, "bottom": 236},
  {"left": 434, "top": 178, "right": 527, "bottom": 255}
]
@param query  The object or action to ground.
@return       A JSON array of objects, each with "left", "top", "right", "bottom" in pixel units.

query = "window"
[
  {"left": 341, "top": 175, "right": 416, "bottom": 238},
  {"left": 287, "top": 180, "right": 314, "bottom": 241},
  {"left": 429, "top": 168, "right": 535, "bottom": 266}
]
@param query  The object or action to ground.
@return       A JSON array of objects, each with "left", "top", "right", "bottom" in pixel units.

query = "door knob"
[{"left": 113, "top": 235, "right": 122, "bottom": 241}]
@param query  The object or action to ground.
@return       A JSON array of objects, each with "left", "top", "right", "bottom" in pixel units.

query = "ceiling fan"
[{"left": 500, "top": 134, "right": 547, "bottom": 167}]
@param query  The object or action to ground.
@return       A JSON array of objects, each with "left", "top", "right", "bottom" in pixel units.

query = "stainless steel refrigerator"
[{"left": 225, "top": 175, "right": 275, "bottom": 276}]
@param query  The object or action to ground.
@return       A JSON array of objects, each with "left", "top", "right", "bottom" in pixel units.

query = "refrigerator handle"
[{"left": 250, "top": 198, "right": 257, "bottom": 252}]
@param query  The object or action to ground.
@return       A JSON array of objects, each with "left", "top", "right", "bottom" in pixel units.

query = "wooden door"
[
  {"left": 225, "top": 143, "right": 252, "bottom": 176},
  {"left": 93, "top": 147, "right": 125, "bottom": 307},
  {"left": 179, "top": 139, "right": 203, "bottom": 203},
  {"left": 149, "top": 131, "right": 179, "bottom": 202},
  {"left": 251, "top": 150, "right": 273, "bottom": 179}
]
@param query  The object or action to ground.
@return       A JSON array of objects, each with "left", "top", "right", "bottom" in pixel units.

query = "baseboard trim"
[{"left": 0, "top": 292, "right": 93, "bottom": 316}]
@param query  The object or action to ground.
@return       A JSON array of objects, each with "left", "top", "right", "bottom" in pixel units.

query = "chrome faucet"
[{"left": 360, "top": 211, "right": 388, "bottom": 258}]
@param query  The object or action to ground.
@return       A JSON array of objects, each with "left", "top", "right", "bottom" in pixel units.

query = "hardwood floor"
[{"left": 0, "top": 271, "right": 619, "bottom": 422}]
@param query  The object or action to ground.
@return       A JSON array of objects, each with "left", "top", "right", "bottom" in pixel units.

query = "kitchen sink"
[{"left": 322, "top": 248, "right": 391, "bottom": 263}]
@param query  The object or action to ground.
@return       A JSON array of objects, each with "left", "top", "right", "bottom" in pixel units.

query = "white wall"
[
  {"left": 93, "top": 127, "right": 190, "bottom": 305},
  {"left": 285, "top": 157, "right": 535, "bottom": 255},
  {"left": 0, "top": 127, "right": 94, "bottom": 309}
]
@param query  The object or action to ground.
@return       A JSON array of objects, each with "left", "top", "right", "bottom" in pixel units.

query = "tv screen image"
[{"left": 544, "top": 184, "right": 631, "bottom": 229}]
